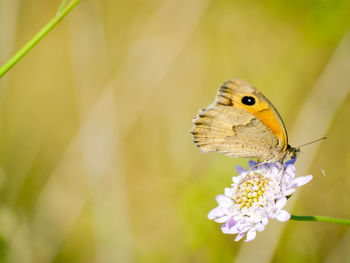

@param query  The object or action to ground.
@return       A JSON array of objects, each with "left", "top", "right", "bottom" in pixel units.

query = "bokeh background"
[{"left": 1, "top": 0, "right": 350, "bottom": 262}]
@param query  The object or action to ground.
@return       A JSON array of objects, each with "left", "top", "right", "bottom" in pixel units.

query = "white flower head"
[{"left": 208, "top": 159, "right": 313, "bottom": 242}]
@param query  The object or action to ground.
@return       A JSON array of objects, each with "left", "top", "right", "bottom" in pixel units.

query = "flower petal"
[
  {"left": 234, "top": 232, "right": 245, "bottom": 241},
  {"left": 245, "top": 229, "right": 256, "bottom": 242},
  {"left": 284, "top": 188, "right": 296, "bottom": 196},
  {"left": 208, "top": 207, "right": 225, "bottom": 219},
  {"left": 214, "top": 216, "right": 228, "bottom": 223},
  {"left": 249, "top": 160, "right": 257, "bottom": 168},
  {"left": 216, "top": 195, "right": 233, "bottom": 207},
  {"left": 221, "top": 222, "right": 239, "bottom": 234},
  {"left": 262, "top": 217, "right": 268, "bottom": 225},
  {"left": 221, "top": 223, "right": 230, "bottom": 234},
  {"left": 284, "top": 158, "right": 296, "bottom": 167},
  {"left": 293, "top": 175, "right": 313, "bottom": 187},
  {"left": 271, "top": 165, "right": 282, "bottom": 176},
  {"left": 284, "top": 165, "right": 296, "bottom": 179},
  {"left": 235, "top": 165, "right": 245, "bottom": 174},
  {"left": 256, "top": 223, "right": 265, "bottom": 232},
  {"left": 275, "top": 197, "right": 287, "bottom": 209},
  {"left": 224, "top": 187, "right": 235, "bottom": 198},
  {"left": 276, "top": 210, "right": 290, "bottom": 222},
  {"left": 227, "top": 218, "right": 238, "bottom": 229}
]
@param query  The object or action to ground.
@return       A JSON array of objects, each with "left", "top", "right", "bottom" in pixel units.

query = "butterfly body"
[{"left": 191, "top": 79, "right": 298, "bottom": 162}]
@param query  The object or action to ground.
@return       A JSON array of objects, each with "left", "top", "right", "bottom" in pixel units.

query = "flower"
[{"left": 208, "top": 159, "right": 313, "bottom": 242}]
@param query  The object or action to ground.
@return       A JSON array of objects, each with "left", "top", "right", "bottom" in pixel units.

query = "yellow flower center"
[{"left": 235, "top": 173, "right": 269, "bottom": 209}]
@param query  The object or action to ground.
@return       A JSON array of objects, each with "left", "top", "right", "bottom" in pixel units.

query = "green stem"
[
  {"left": 57, "top": 0, "right": 69, "bottom": 15},
  {"left": 0, "top": 0, "right": 81, "bottom": 78},
  {"left": 291, "top": 215, "right": 350, "bottom": 225}
]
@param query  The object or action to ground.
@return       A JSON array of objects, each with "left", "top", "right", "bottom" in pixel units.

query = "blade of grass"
[
  {"left": 0, "top": 0, "right": 80, "bottom": 78},
  {"left": 57, "top": 0, "right": 69, "bottom": 15}
]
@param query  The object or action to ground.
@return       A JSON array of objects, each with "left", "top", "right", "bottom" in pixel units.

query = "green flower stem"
[
  {"left": 0, "top": 0, "right": 81, "bottom": 78},
  {"left": 291, "top": 215, "right": 350, "bottom": 225}
]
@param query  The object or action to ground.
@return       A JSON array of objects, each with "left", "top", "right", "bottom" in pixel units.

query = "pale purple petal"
[
  {"left": 221, "top": 224, "right": 231, "bottom": 234},
  {"left": 284, "top": 188, "right": 296, "bottom": 196},
  {"left": 284, "top": 158, "right": 296, "bottom": 167},
  {"left": 256, "top": 223, "right": 265, "bottom": 232},
  {"left": 245, "top": 229, "right": 256, "bottom": 242},
  {"left": 275, "top": 197, "right": 287, "bottom": 209},
  {"left": 275, "top": 210, "right": 290, "bottom": 222},
  {"left": 208, "top": 207, "right": 225, "bottom": 219},
  {"left": 221, "top": 223, "right": 239, "bottom": 234},
  {"left": 262, "top": 217, "right": 268, "bottom": 225},
  {"left": 214, "top": 216, "right": 228, "bottom": 223},
  {"left": 280, "top": 183, "right": 287, "bottom": 194},
  {"left": 232, "top": 176, "right": 240, "bottom": 185},
  {"left": 216, "top": 195, "right": 233, "bottom": 207},
  {"left": 235, "top": 165, "right": 245, "bottom": 174},
  {"left": 271, "top": 165, "right": 281, "bottom": 176},
  {"left": 234, "top": 232, "right": 245, "bottom": 241},
  {"left": 227, "top": 218, "right": 238, "bottom": 229},
  {"left": 284, "top": 165, "right": 296, "bottom": 178},
  {"left": 224, "top": 187, "right": 234, "bottom": 197},
  {"left": 249, "top": 160, "right": 257, "bottom": 168},
  {"left": 238, "top": 224, "right": 250, "bottom": 233},
  {"left": 293, "top": 175, "right": 313, "bottom": 187}
]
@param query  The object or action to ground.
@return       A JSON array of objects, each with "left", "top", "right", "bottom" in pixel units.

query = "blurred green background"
[{"left": 1, "top": 0, "right": 350, "bottom": 262}]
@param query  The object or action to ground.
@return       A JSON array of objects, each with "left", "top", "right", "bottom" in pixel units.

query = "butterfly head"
[{"left": 286, "top": 144, "right": 300, "bottom": 160}]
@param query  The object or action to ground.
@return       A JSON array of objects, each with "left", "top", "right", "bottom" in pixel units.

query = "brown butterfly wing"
[
  {"left": 191, "top": 79, "right": 287, "bottom": 161},
  {"left": 191, "top": 106, "right": 281, "bottom": 160}
]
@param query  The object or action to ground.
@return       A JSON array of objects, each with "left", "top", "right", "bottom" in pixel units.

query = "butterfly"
[{"left": 191, "top": 79, "right": 298, "bottom": 162}]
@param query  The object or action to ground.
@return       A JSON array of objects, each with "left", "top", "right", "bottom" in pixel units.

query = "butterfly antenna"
[{"left": 297, "top": 137, "right": 327, "bottom": 148}]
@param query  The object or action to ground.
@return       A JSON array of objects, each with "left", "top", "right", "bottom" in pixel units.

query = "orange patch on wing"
[
  {"left": 254, "top": 109, "right": 287, "bottom": 147},
  {"left": 234, "top": 102, "right": 287, "bottom": 149}
]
